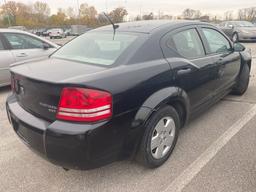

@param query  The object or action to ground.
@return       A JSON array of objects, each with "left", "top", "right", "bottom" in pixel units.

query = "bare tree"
[
  {"left": 182, "top": 8, "right": 201, "bottom": 19},
  {"left": 66, "top": 7, "right": 75, "bottom": 19},
  {"left": 238, "top": 7, "right": 256, "bottom": 21},
  {"left": 142, "top": 12, "right": 154, "bottom": 20},
  {"left": 33, "top": 1, "right": 50, "bottom": 26},
  {"left": 160, "top": 14, "right": 173, "bottom": 20},
  {"left": 33, "top": 1, "right": 50, "bottom": 17},
  {"left": 224, "top": 11, "right": 233, "bottom": 21},
  {"left": 80, "top": 3, "right": 97, "bottom": 19},
  {"left": 194, "top": 10, "right": 202, "bottom": 19}
]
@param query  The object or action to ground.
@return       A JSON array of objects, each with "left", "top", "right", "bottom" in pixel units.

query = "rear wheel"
[
  {"left": 136, "top": 105, "right": 180, "bottom": 168},
  {"left": 232, "top": 64, "right": 250, "bottom": 95}
]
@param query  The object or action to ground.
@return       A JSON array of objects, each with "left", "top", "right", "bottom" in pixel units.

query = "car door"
[
  {"left": 0, "top": 33, "right": 16, "bottom": 86},
  {"left": 199, "top": 27, "right": 241, "bottom": 93},
  {"left": 161, "top": 27, "right": 220, "bottom": 112},
  {"left": 2, "top": 33, "right": 56, "bottom": 62}
]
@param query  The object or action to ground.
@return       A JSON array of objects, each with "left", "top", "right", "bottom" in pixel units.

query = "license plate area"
[{"left": 9, "top": 112, "right": 45, "bottom": 154}]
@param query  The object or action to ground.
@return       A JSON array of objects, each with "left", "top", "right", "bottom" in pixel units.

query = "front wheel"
[
  {"left": 231, "top": 64, "right": 250, "bottom": 95},
  {"left": 136, "top": 105, "right": 180, "bottom": 168}
]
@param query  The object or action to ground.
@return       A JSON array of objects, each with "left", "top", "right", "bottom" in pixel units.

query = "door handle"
[
  {"left": 177, "top": 68, "right": 192, "bottom": 76},
  {"left": 17, "top": 53, "right": 28, "bottom": 57}
]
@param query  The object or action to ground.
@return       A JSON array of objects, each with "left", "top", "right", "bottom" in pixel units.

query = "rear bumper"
[{"left": 6, "top": 95, "right": 139, "bottom": 170}]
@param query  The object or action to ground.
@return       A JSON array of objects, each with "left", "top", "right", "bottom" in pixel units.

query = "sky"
[{"left": 1, "top": 0, "right": 256, "bottom": 17}]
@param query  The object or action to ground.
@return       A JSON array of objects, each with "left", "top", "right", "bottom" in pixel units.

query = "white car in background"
[
  {"left": 49, "top": 28, "right": 66, "bottom": 39},
  {"left": 0, "top": 29, "right": 59, "bottom": 87}
]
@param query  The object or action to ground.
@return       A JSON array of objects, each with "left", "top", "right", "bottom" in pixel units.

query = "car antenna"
[{"left": 103, "top": 12, "right": 119, "bottom": 40}]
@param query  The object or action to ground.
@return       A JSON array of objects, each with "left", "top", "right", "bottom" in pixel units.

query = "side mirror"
[
  {"left": 43, "top": 43, "right": 50, "bottom": 50},
  {"left": 234, "top": 43, "right": 245, "bottom": 52}
]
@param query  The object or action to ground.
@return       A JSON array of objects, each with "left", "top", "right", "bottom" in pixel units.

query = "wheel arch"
[
  {"left": 240, "top": 50, "right": 252, "bottom": 73},
  {"left": 132, "top": 87, "right": 190, "bottom": 129},
  {"left": 128, "top": 86, "right": 190, "bottom": 159}
]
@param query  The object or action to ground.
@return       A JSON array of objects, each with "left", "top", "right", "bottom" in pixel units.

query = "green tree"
[
  {"left": 1, "top": 1, "right": 33, "bottom": 27},
  {"left": 49, "top": 9, "right": 67, "bottom": 26}
]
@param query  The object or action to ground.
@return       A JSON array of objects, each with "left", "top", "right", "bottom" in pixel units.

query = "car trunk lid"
[{"left": 11, "top": 58, "right": 108, "bottom": 122}]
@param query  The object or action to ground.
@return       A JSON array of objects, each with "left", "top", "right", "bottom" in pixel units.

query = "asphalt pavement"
[{"left": 0, "top": 41, "right": 256, "bottom": 192}]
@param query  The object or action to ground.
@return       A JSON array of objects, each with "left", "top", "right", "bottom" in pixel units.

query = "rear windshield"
[{"left": 52, "top": 32, "right": 138, "bottom": 65}]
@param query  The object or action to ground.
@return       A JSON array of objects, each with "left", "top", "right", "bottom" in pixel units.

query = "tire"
[
  {"left": 136, "top": 105, "right": 180, "bottom": 168},
  {"left": 232, "top": 64, "right": 250, "bottom": 95},
  {"left": 232, "top": 33, "right": 239, "bottom": 43}
]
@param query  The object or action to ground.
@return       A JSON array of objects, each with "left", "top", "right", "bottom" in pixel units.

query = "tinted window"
[
  {"left": 3, "top": 33, "right": 45, "bottom": 49},
  {"left": 52, "top": 32, "right": 138, "bottom": 65},
  {"left": 202, "top": 28, "right": 231, "bottom": 54},
  {"left": 0, "top": 39, "right": 4, "bottom": 50},
  {"left": 168, "top": 29, "right": 205, "bottom": 59}
]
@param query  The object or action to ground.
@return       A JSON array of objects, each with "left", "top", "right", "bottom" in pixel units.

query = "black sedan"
[{"left": 6, "top": 20, "right": 251, "bottom": 170}]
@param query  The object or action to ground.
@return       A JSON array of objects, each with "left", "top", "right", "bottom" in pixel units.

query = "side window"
[
  {"left": 168, "top": 28, "right": 205, "bottom": 59},
  {"left": 3, "top": 33, "right": 45, "bottom": 50},
  {"left": 202, "top": 28, "right": 231, "bottom": 54}
]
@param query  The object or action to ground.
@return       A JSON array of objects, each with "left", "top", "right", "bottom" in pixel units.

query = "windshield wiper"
[{"left": 103, "top": 12, "right": 119, "bottom": 40}]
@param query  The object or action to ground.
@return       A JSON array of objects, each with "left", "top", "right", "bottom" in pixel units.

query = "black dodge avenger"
[{"left": 6, "top": 20, "right": 251, "bottom": 170}]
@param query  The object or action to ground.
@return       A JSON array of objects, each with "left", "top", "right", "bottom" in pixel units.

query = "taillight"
[{"left": 56, "top": 88, "right": 112, "bottom": 122}]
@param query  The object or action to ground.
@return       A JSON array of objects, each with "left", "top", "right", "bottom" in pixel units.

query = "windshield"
[
  {"left": 232, "top": 21, "right": 254, "bottom": 27},
  {"left": 52, "top": 32, "right": 138, "bottom": 65}
]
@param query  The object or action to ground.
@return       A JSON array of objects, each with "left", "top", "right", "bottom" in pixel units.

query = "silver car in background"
[
  {"left": 219, "top": 21, "right": 256, "bottom": 42},
  {"left": 0, "top": 29, "right": 59, "bottom": 87},
  {"left": 49, "top": 28, "right": 66, "bottom": 39}
]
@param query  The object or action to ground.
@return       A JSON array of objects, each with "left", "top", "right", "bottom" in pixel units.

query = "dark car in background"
[
  {"left": 6, "top": 20, "right": 251, "bottom": 170},
  {"left": 219, "top": 20, "right": 256, "bottom": 42},
  {"left": 35, "top": 28, "right": 47, "bottom": 36}
]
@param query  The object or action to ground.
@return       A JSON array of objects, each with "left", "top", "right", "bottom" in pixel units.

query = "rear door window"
[
  {"left": 168, "top": 28, "right": 205, "bottom": 59},
  {"left": 201, "top": 28, "right": 231, "bottom": 54}
]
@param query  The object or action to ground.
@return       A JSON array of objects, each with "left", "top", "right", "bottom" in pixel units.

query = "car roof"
[
  {"left": 94, "top": 20, "right": 207, "bottom": 34},
  {"left": 225, "top": 20, "right": 250, "bottom": 23},
  {"left": 0, "top": 28, "right": 29, "bottom": 33}
]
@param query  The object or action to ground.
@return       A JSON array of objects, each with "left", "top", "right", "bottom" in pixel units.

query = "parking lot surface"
[{"left": 1, "top": 41, "right": 256, "bottom": 192}]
